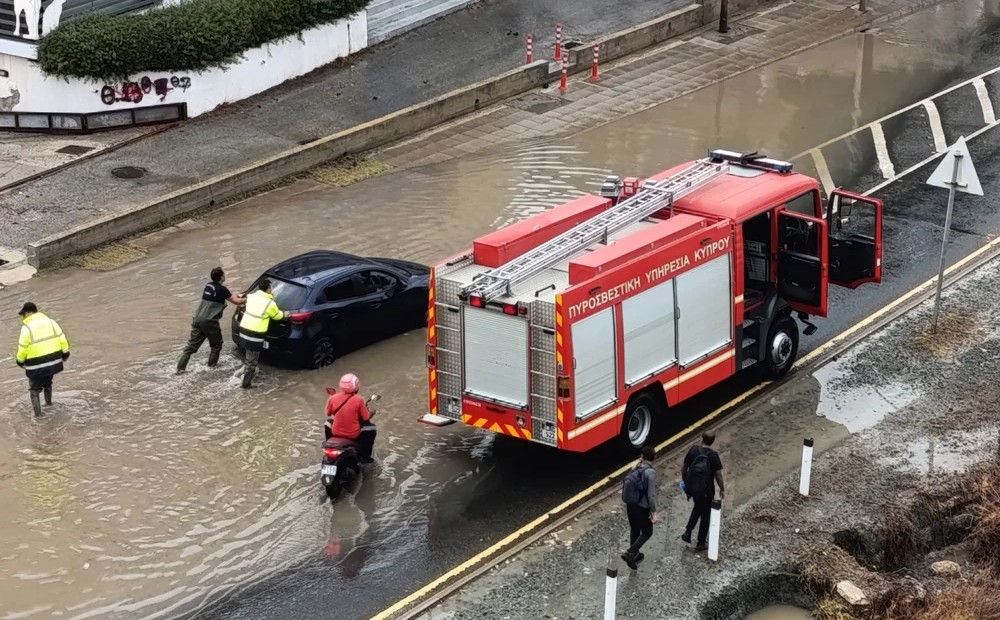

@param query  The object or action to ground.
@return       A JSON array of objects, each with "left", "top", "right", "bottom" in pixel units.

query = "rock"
[
  {"left": 835, "top": 580, "right": 870, "bottom": 607},
  {"left": 930, "top": 560, "right": 961, "bottom": 576}
]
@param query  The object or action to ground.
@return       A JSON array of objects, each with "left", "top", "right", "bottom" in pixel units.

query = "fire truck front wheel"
[
  {"left": 621, "top": 393, "right": 660, "bottom": 450},
  {"left": 764, "top": 315, "right": 799, "bottom": 379}
]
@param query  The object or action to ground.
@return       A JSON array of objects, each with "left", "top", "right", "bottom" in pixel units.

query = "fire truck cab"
[{"left": 421, "top": 149, "right": 883, "bottom": 453}]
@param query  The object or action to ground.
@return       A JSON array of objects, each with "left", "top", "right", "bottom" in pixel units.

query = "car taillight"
[
  {"left": 469, "top": 296, "right": 485, "bottom": 308},
  {"left": 426, "top": 344, "right": 437, "bottom": 369},
  {"left": 502, "top": 303, "right": 517, "bottom": 315},
  {"left": 323, "top": 447, "right": 341, "bottom": 459},
  {"left": 290, "top": 311, "right": 313, "bottom": 324}
]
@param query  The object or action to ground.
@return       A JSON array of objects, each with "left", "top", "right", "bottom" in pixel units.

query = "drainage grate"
[
  {"left": 298, "top": 137, "right": 320, "bottom": 145},
  {"left": 111, "top": 166, "right": 147, "bottom": 179},
  {"left": 56, "top": 144, "right": 96, "bottom": 155}
]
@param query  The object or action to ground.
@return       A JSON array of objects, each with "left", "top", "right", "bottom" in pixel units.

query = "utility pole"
[{"left": 719, "top": 0, "right": 729, "bottom": 33}]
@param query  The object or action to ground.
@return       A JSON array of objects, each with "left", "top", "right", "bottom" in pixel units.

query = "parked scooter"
[{"left": 320, "top": 390, "right": 379, "bottom": 502}]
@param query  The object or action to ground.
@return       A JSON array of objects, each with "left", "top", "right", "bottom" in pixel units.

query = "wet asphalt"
[{"left": 198, "top": 12, "right": 1000, "bottom": 620}]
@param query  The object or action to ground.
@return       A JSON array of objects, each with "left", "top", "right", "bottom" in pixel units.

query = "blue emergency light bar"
[{"left": 709, "top": 149, "right": 793, "bottom": 173}]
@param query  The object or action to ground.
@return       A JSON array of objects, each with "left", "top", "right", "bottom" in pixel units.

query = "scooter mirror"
[
  {"left": 326, "top": 387, "right": 338, "bottom": 396},
  {"left": 369, "top": 394, "right": 381, "bottom": 403}
]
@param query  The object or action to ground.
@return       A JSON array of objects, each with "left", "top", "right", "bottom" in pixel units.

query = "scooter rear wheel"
[{"left": 325, "top": 482, "right": 342, "bottom": 502}]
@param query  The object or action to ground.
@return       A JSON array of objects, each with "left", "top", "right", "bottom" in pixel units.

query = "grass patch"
[
  {"left": 913, "top": 308, "right": 986, "bottom": 359},
  {"left": 311, "top": 156, "right": 390, "bottom": 187}
]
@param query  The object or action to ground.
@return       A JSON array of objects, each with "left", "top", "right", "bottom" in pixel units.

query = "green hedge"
[{"left": 38, "top": 0, "right": 370, "bottom": 80}]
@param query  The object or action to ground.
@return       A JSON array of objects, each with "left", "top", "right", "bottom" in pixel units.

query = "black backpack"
[
  {"left": 622, "top": 463, "right": 650, "bottom": 505},
  {"left": 684, "top": 448, "right": 713, "bottom": 497}
]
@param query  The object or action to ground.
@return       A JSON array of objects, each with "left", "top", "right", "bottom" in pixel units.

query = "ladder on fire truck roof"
[{"left": 459, "top": 158, "right": 731, "bottom": 303}]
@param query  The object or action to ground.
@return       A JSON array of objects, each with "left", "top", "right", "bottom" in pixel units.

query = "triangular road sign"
[{"left": 926, "top": 136, "right": 983, "bottom": 196}]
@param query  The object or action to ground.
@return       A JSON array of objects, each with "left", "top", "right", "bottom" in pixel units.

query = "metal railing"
[{"left": 0, "top": 102, "right": 186, "bottom": 134}]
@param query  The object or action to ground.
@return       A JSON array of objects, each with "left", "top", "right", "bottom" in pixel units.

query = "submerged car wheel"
[{"left": 311, "top": 338, "right": 337, "bottom": 369}]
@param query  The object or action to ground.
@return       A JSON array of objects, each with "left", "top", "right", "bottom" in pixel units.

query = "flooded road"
[{"left": 2, "top": 1, "right": 1000, "bottom": 619}]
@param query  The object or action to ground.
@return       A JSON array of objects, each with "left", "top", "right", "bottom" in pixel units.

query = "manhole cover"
[
  {"left": 703, "top": 23, "right": 764, "bottom": 44},
  {"left": 112, "top": 166, "right": 147, "bottom": 179},
  {"left": 56, "top": 144, "right": 95, "bottom": 155},
  {"left": 508, "top": 92, "right": 568, "bottom": 115}
]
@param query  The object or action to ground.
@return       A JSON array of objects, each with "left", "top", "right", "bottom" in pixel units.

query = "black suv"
[{"left": 232, "top": 251, "right": 430, "bottom": 368}]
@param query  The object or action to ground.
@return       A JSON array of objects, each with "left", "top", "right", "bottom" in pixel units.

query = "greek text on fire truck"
[{"left": 568, "top": 236, "right": 731, "bottom": 318}]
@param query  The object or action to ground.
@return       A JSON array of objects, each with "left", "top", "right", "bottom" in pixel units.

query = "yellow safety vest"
[
  {"left": 16, "top": 312, "right": 70, "bottom": 378},
  {"left": 239, "top": 290, "right": 282, "bottom": 341}
]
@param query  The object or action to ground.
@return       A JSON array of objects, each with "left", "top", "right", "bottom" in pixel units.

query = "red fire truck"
[{"left": 420, "top": 150, "right": 883, "bottom": 452}]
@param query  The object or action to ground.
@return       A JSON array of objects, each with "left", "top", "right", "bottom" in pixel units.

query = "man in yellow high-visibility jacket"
[
  {"left": 238, "top": 279, "right": 289, "bottom": 389},
  {"left": 15, "top": 302, "right": 71, "bottom": 416}
]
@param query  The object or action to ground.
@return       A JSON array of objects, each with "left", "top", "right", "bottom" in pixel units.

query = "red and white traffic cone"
[
  {"left": 554, "top": 23, "right": 563, "bottom": 61},
  {"left": 526, "top": 33, "right": 533, "bottom": 64},
  {"left": 591, "top": 42, "right": 600, "bottom": 81},
  {"left": 559, "top": 55, "right": 568, "bottom": 92}
]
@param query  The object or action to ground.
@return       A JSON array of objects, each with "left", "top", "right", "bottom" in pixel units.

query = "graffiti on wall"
[
  {"left": 9, "top": 0, "right": 64, "bottom": 40},
  {"left": 99, "top": 75, "right": 191, "bottom": 105},
  {"left": 0, "top": 69, "right": 20, "bottom": 112}
]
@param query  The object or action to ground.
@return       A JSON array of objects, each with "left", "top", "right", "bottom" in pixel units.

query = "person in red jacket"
[{"left": 325, "top": 373, "right": 377, "bottom": 464}]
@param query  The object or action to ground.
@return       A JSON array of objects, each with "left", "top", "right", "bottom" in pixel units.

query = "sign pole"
[{"left": 931, "top": 152, "right": 962, "bottom": 333}]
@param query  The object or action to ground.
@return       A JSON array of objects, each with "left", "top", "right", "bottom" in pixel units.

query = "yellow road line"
[{"left": 372, "top": 226, "right": 1000, "bottom": 620}]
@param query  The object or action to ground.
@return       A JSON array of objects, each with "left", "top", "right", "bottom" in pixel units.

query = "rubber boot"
[
  {"left": 207, "top": 348, "right": 221, "bottom": 368},
  {"left": 241, "top": 368, "right": 256, "bottom": 389},
  {"left": 29, "top": 391, "right": 42, "bottom": 417},
  {"left": 43, "top": 385, "right": 52, "bottom": 406},
  {"left": 176, "top": 352, "right": 191, "bottom": 374}
]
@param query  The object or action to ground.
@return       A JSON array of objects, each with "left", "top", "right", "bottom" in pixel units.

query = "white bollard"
[
  {"left": 604, "top": 555, "right": 618, "bottom": 620},
  {"left": 799, "top": 438, "right": 814, "bottom": 496},
  {"left": 708, "top": 499, "right": 722, "bottom": 561}
]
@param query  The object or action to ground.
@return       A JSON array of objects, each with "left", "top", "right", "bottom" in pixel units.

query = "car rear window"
[{"left": 250, "top": 277, "right": 309, "bottom": 310}]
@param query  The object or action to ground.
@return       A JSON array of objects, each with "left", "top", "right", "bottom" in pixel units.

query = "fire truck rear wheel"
[
  {"left": 764, "top": 315, "right": 799, "bottom": 379},
  {"left": 621, "top": 393, "right": 659, "bottom": 450}
]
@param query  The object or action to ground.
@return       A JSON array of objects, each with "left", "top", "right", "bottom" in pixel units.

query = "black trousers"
[
  {"left": 626, "top": 503, "right": 653, "bottom": 555},
  {"left": 686, "top": 494, "right": 714, "bottom": 545},
  {"left": 28, "top": 375, "right": 53, "bottom": 393},
  {"left": 183, "top": 320, "right": 223, "bottom": 357}
]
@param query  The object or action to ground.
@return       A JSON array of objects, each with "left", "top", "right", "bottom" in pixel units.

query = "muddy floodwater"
[
  {"left": 2, "top": 1, "right": 1000, "bottom": 619},
  {"left": 745, "top": 606, "right": 813, "bottom": 620}
]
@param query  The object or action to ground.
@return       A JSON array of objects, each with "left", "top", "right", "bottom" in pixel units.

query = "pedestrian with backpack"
[
  {"left": 681, "top": 431, "right": 725, "bottom": 552},
  {"left": 621, "top": 446, "right": 659, "bottom": 570}
]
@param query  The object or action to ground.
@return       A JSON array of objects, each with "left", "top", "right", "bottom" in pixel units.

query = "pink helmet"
[{"left": 339, "top": 373, "right": 360, "bottom": 394}]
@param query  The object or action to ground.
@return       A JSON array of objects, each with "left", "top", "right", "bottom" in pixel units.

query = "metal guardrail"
[
  {"left": 0, "top": 102, "right": 186, "bottom": 133},
  {"left": 796, "top": 66, "right": 1000, "bottom": 196}
]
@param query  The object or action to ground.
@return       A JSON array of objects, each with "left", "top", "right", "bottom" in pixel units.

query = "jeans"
[
  {"left": 686, "top": 494, "right": 714, "bottom": 545},
  {"left": 625, "top": 503, "right": 653, "bottom": 556}
]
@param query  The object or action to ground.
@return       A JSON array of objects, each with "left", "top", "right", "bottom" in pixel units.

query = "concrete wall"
[
  {"left": 27, "top": 0, "right": 772, "bottom": 268},
  {"left": 0, "top": 12, "right": 367, "bottom": 117}
]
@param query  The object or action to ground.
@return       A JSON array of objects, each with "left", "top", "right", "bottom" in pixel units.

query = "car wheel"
[
  {"left": 620, "top": 393, "right": 660, "bottom": 452},
  {"left": 764, "top": 315, "right": 799, "bottom": 380},
  {"left": 311, "top": 337, "right": 337, "bottom": 369}
]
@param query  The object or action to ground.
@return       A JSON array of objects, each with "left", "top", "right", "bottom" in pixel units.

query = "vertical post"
[
  {"left": 859, "top": 0, "right": 868, "bottom": 12},
  {"left": 708, "top": 499, "right": 722, "bottom": 561},
  {"left": 719, "top": 0, "right": 729, "bottom": 33},
  {"left": 591, "top": 43, "right": 600, "bottom": 81},
  {"left": 559, "top": 55, "right": 568, "bottom": 92},
  {"left": 603, "top": 553, "right": 617, "bottom": 620},
  {"left": 526, "top": 33, "right": 533, "bottom": 64},
  {"left": 555, "top": 23, "right": 563, "bottom": 61},
  {"left": 931, "top": 153, "right": 962, "bottom": 332},
  {"left": 799, "top": 438, "right": 814, "bottom": 496}
]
